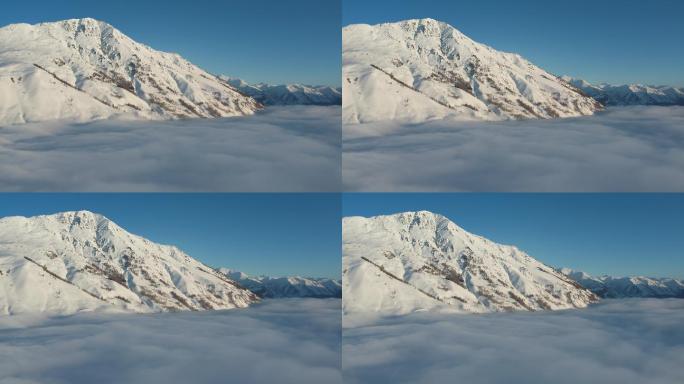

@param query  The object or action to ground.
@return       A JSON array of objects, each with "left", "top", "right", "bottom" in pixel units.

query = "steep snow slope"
[
  {"left": 0, "top": 18, "right": 261, "bottom": 125},
  {"left": 561, "top": 268, "right": 684, "bottom": 298},
  {"left": 222, "top": 77, "right": 341, "bottom": 106},
  {"left": 0, "top": 211, "right": 258, "bottom": 315},
  {"left": 219, "top": 269, "right": 342, "bottom": 298},
  {"left": 561, "top": 76, "right": 684, "bottom": 106},
  {"left": 343, "top": 211, "right": 598, "bottom": 315},
  {"left": 343, "top": 18, "right": 601, "bottom": 124}
]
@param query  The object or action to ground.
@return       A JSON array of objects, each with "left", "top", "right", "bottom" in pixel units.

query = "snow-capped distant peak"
[
  {"left": 343, "top": 211, "right": 598, "bottom": 315},
  {"left": 221, "top": 76, "right": 341, "bottom": 106},
  {"left": 0, "top": 211, "right": 258, "bottom": 316},
  {"left": 0, "top": 18, "right": 262, "bottom": 125},
  {"left": 560, "top": 77, "right": 684, "bottom": 106},
  {"left": 342, "top": 18, "right": 602, "bottom": 124},
  {"left": 219, "top": 268, "right": 250, "bottom": 281},
  {"left": 560, "top": 268, "right": 684, "bottom": 298},
  {"left": 219, "top": 268, "right": 342, "bottom": 298}
]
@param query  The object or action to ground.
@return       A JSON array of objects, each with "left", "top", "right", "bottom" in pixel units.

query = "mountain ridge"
[
  {"left": 342, "top": 18, "right": 601, "bottom": 124},
  {"left": 560, "top": 76, "right": 684, "bottom": 106},
  {"left": 0, "top": 18, "right": 262, "bottom": 125},
  {"left": 560, "top": 268, "right": 684, "bottom": 298},
  {"left": 221, "top": 77, "right": 342, "bottom": 106},
  {"left": 343, "top": 211, "right": 598, "bottom": 315},
  {"left": 219, "top": 268, "right": 342, "bottom": 298},
  {"left": 0, "top": 210, "right": 258, "bottom": 316}
]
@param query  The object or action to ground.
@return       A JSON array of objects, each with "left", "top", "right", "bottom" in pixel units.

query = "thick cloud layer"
[
  {"left": 343, "top": 298, "right": 684, "bottom": 384},
  {"left": 344, "top": 106, "right": 684, "bottom": 191},
  {"left": 0, "top": 106, "right": 341, "bottom": 191},
  {"left": 0, "top": 298, "right": 342, "bottom": 384}
]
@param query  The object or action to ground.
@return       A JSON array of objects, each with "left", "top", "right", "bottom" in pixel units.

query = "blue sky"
[
  {"left": 344, "top": 0, "right": 684, "bottom": 87},
  {"left": 0, "top": 0, "right": 340, "bottom": 86},
  {"left": 343, "top": 194, "right": 684, "bottom": 279},
  {"left": 0, "top": 194, "right": 341, "bottom": 278}
]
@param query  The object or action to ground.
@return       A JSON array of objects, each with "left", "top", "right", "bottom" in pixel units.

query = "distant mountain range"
[
  {"left": 343, "top": 211, "right": 598, "bottom": 315},
  {"left": 342, "top": 18, "right": 601, "bottom": 124},
  {"left": 219, "top": 269, "right": 341, "bottom": 298},
  {"left": 561, "top": 77, "right": 684, "bottom": 106},
  {"left": 0, "top": 211, "right": 258, "bottom": 316},
  {"left": 560, "top": 268, "right": 684, "bottom": 298},
  {"left": 221, "top": 77, "right": 341, "bottom": 106}
]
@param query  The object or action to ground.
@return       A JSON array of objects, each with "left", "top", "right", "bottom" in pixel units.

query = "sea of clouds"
[
  {"left": 344, "top": 106, "right": 684, "bottom": 191},
  {"left": 343, "top": 298, "right": 684, "bottom": 384},
  {"left": 0, "top": 106, "right": 341, "bottom": 191},
  {"left": 0, "top": 298, "right": 342, "bottom": 384}
]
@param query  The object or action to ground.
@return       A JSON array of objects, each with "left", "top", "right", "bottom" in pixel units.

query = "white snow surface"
[
  {"left": 222, "top": 77, "right": 341, "bottom": 106},
  {"left": 219, "top": 269, "right": 342, "bottom": 298},
  {"left": 0, "top": 18, "right": 261, "bottom": 125},
  {"left": 0, "top": 210, "right": 258, "bottom": 316},
  {"left": 562, "top": 76, "right": 684, "bottom": 106},
  {"left": 561, "top": 268, "right": 684, "bottom": 298},
  {"left": 342, "top": 211, "right": 597, "bottom": 315},
  {"left": 343, "top": 18, "right": 601, "bottom": 124}
]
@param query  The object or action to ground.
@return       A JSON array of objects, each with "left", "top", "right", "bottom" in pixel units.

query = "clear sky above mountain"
[
  {"left": 0, "top": 0, "right": 340, "bottom": 86},
  {"left": 344, "top": 0, "right": 684, "bottom": 87},
  {"left": 343, "top": 194, "right": 684, "bottom": 279},
  {"left": 0, "top": 194, "right": 341, "bottom": 279}
]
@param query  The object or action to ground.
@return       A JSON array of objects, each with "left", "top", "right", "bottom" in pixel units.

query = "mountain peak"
[
  {"left": 343, "top": 212, "right": 598, "bottom": 315},
  {"left": 563, "top": 77, "right": 684, "bottom": 106},
  {"left": 53, "top": 209, "right": 102, "bottom": 217},
  {"left": 399, "top": 17, "right": 460, "bottom": 32},
  {"left": 561, "top": 269, "right": 684, "bottom": 298},
  {"left": 29, "top": 18, "right": 118, "bottom": 38},
  {"left": 55, "top": 17, "right": 109, "bottom": 26},
  {"left": 0, "top": 212, "right": 258, "bottom": 315},
  {"left": 358, "top": 210, "right": 457, "bottom": 232},
  {"left": 400, "top": 209, "right": 443, "bottom": 219},
  {"left": 221, "top": 269, "right": 342, "bottom": 298},
  {"left": 343, "top": 18, "right": 601, "bottom": 124},
  {"left": 0, "top": 18, "right": 261, "bottom": 125},
  {"left": 417, "top": 17, "right": 440, "bottom": 23},
  {"left": 222, "top": 77, "right": 342, "bottom": 106},
  {"left": 50, "top": 210, "right": 110, "bottom": 227},
  {"left": 0, "top": 210, "right": 107, "bottom": 226},
  {"left": 399, "top": 17, "right": 443, "bottom": 26}
]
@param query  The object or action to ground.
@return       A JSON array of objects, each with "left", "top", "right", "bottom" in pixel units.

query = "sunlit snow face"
[
  {"left": 343, "top": 106, "right": 684, "bottom": 192},
  {"left": 342, "top": 19, "right": 601, "bottom": 125},
  {"left": 343, "top": 298, "right": 684, "bottom": 384}
]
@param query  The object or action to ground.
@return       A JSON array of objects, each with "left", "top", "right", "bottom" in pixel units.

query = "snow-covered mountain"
[
  {"left": 560, "top": 268, "right": 684, "bottom": 299},
  {"left": 221, "top": 77, "right": 341, "bottom": 106},
  {"left": 0, "top": 18, "right": 261, "bottom": 125},
  {"left": 342, "top": 18, "right": 602, "bottom": 124},
  {"left": 560, "top": 76, "right": 684, "bottom": 106},
  {"left": 0, "top": 211, "right": 258, "bottom": 315},
  {"left": 343, "top": 211, "right": 598, "bottom": 315},
  {"left": 219, "top": 269, "right": 342, "bottom": 298}
]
